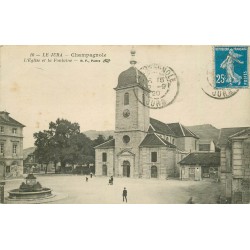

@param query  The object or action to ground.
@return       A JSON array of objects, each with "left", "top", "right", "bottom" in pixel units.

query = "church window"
[
  {"left": 0, "top": 143, "right": 4, "bottom": 154},
  {"left": 123, "top": 135, "right": 130, "bottom": 144},
  {"left": 124, "top": 93, "right": 129, "bottom": 105},
  {"left": 151, "top": 152, "right": 157, "bottom": 162},
  {"left": 142, "top": 94, "right": 145, "bottom": 105},
  {"left": 102, "top": 152, "right": 107, "bottom": 162}
]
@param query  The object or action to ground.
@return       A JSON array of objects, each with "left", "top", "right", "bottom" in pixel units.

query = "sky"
[{"left": 0, "top": 45, "right": 250, "bottom": 148}]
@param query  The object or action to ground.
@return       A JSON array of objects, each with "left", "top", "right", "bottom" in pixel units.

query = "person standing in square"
[{"left": 122, "top": 187, "right": 127, "bottom": 203}]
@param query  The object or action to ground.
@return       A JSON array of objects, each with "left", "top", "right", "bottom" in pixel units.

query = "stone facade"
[
  {"left": 218, "top": 128, "right": 250, "bottom": 203},
  {"left": 0, "top": 111, "right": 25, "bottom": 179},
  {"left": 95, "top": 52, "right": 199, "bottom": 180},
  {"left": 139, "top": 147, "right": 176, "bottom": 179},
  {"left": 181, "top": 165, "right": 202, "bottom": 181},
  {"left": 95, "top": 147, "right": 115, "bottom": 177}
]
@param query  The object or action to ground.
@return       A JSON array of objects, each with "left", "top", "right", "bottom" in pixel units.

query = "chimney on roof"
[{"left": 0, "top": 111, "right": 10, "bottom": 120}]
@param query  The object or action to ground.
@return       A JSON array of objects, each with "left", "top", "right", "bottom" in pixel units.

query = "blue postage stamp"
[{"left": 214, "top": 46, "right": 248, "bottom": 88}]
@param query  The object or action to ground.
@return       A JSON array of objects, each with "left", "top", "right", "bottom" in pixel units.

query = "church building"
[{"left": 95, "top": 50, "right": 199, "bottom": 179}]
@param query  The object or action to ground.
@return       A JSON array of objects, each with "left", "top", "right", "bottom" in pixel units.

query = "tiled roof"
[
  {"left": 217, "top": 127, "right": 249, "bottom": 146},
  {"left": 139, "top": 133, "right": 176, "bottom": 148},
  {"left": 94, "top": 139, "right": 115, "bottom": 149},
  {"left": 150, "top": 118, "right": 175, "bottom": 136},
  {"left": 167, "top": 123, "right": 198, "bottom": 138},
  {"left": 229, "top": 127, "right": 250, "bottom": 139},
  {"left": 179, "top": 152, "right": 220, "bottom": 166},
  {"left": 150, "top": 118, "right": 199, "bottom": 139},
  {"left": 115, "top": 67, "right": 148, "bottom": 90},
  {"left": 0, "top": 114, "right": 25, "bottom": 127}
]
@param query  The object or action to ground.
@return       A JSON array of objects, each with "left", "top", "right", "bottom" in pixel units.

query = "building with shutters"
[
  {"left": 95, "top": 50, "right": 199, "bottom": 179},
  {"left": 0, "top": 111, "right": 25, "bottom": 179}
]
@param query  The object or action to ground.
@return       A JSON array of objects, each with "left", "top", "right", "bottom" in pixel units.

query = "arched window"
[{"left": 124, "top": 92, "right": 129, "bottom": 105}]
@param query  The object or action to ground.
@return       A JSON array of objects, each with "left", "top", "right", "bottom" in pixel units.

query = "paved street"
[{"left": 3, "top": 175, "right": 220, "bottom": 204}]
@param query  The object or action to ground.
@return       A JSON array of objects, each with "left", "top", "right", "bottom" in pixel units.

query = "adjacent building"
[
  {"left": 179, "top": 152, "right": 220, "bottom": 180},
  {"left": 197, "top": 139, "right": 216, "bottom": 152},
  {"left": 218, "top": 127, "right": 250, "bottom": 203},
  {"left": 95, "top": 50, "right": 199, "bottom": 179},
  {"left": 0, "top": 111, "right": 25, "bottom": 179}
]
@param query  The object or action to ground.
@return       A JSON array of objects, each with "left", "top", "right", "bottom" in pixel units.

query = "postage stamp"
[
  {"left": 214, "top": 46, "right": 248, "bottom": 88},
  {"left": 201, "top": 62, "right": 239, "bottom": 100},
  {"left": 134, "top": 63, "right": 179, "bottom": 109}
]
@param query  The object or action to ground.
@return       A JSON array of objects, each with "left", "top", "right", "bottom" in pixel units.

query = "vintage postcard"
[{"left": 0, "top": 45, "right": 249, "bottom": 204}]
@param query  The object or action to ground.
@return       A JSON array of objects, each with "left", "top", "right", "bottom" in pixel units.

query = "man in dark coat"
[{"left": 122, "top": 187, "right": 127, "bottom": 203}]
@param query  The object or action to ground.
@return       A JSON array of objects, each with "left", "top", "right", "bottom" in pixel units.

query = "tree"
[
  {"left": 33, "top": 130, "right": 53, "bottom": 174},
  {"left": 93, "top": 134, "right": 106, "bottom": 147},
  {"left": 34, "top": 118, "right": 95, "bottom": 174}
]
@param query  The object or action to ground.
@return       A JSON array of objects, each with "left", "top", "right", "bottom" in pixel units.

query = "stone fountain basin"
[{"left": 8, "top": 188, "right": 53, "bottom": 200}]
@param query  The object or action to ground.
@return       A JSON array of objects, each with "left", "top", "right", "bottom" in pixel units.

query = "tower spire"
[{"left": 130, "top": 46, "right": 137, "bottom": 66}]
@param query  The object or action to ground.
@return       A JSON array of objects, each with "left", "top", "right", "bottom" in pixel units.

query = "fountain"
[{"left": 7, "top": 173, "right": 54, "bottom": 201}]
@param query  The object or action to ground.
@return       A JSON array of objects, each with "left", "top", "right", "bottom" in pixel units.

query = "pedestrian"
[
  {"left": 90, "top": 173, "right": 93, "bottom": 178},
  {"left": 111, "top": 176, "right": 113, "bottom": 184},
  {"left": 187, "top": 197, "right": 194, "bottom": 204},
  {"left": 86, "top": 177, "right": 88, "bottom": 182},
  {"left": 122, "top": 187, "right": 127, "bottom": 203}
]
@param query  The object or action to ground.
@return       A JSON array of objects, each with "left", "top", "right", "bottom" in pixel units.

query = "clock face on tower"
[{"left": 123, "top": 109, "right": 130, "bottom": 118}]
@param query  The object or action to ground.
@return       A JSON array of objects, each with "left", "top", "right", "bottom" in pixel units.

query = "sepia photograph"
[
  {"left": 0, "top": 45, "right": 249, "bottom": 204},
  {"left": 1, "top": 2, "right": 250, "bottom": 250}
]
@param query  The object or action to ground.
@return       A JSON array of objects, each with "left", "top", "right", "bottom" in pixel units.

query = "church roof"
[
  {"left": 149, "top": 118, "right": 199, "bottom": 139},
  {"left": 217, "top": 127, "right": 249, "bottom": 146},
  {"left": 94, "top": 139, "right": 115, "bottom": 149},
  {"left": 115, "top": 67, "right": 149, "bottom": 90},
  {"left": 150, "top": 118, "right": 175, "bottom": 136},
  {"left": 167, "top": 123, "right": 198, "bottom": 138},
  {"left": 139, "top": 133, "right": 176, "bottom": 148},
  {"left": 0, "top": 111, "right": 25, "bottom": 127},
  {"left": 179, "top": 152, "right": 220, "bottom": 166}
]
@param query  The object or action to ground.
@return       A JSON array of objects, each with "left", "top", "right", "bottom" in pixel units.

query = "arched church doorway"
[
  {"left": 123, "top": 161, "right": 130, "bottom": 177},
  {"left": 102, "top": 164, "right": 107, "bottom": 176},
  {"left": 151, "top": 165, "right": 157, "bottom": 178}
]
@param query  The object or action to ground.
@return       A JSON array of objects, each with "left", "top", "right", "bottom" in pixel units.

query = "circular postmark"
[
  {"left": 134, "top": 63, "right": 179, "bottom": 109},
  {"left": 202, "top": 66, "right": 239, "bottom": 100}
]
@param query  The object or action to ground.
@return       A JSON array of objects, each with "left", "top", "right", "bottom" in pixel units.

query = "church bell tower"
[{"left": 114, "top": 48, "right": 150, "bottom": 178}]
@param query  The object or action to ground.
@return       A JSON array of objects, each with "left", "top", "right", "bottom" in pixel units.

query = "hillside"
[
  {"left": 187, "top": 124, "right": 220, "bottom": 143},
  {"left": 83, "top": 124, "right": 220, "bottom": 143}
]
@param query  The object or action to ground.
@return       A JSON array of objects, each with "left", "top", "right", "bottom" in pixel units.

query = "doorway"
[
  {"left": 123, "top": 161, "right": 130, "bottom": 177},
  {"left": 102, "top": 164, "right": 107, "bottom": 176},
  {"left": 189, "top": 167, "right": 195, "bottom": 180},
  {"left": 151, "top": 165, "right": 157, "bottom": 178}
]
